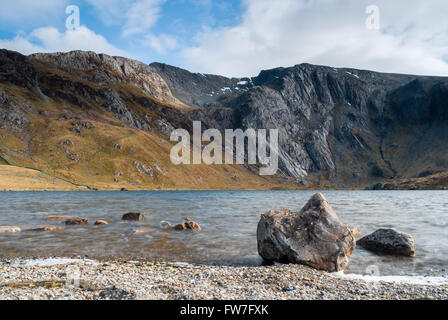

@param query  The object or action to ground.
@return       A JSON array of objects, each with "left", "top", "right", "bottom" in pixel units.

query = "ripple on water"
[{"left": 0, "top": 190, "right": 447, "bottom": 277}]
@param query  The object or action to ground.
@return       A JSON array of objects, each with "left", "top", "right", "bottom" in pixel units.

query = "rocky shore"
[{"left": 0, "top": 258, "right": 447, "bottom": 300}]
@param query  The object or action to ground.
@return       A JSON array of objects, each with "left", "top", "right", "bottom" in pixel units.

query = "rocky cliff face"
[
  {"left": 31, "top": 51, "right": 182, "bottom": 105},
  {"left": 154, "top": 62, "right": 448, "bottom": 187},
  {"left": 1, "top": 49, "right": 448, "bottom": 189}
]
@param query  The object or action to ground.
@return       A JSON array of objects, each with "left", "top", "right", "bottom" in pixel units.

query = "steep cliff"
[{"left": 153, "top": 62, "right": 448, "bottom": 188}]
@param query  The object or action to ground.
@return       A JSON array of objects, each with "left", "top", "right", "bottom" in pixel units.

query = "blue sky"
[
  {"left": 1, "top": 0, "right": 448, "bottom": 77},
  {"left": 0, "top": 0, "right": 244, "bottom": 68}
]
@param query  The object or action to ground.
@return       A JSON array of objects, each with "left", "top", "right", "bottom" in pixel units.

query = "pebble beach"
[{"left": 1, "top": 258, "right": 447, "bottom": 300}]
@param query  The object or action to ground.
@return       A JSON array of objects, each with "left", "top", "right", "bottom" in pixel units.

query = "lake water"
[{"left": 0, "top": 190, "right": 447, "bottom": 278}]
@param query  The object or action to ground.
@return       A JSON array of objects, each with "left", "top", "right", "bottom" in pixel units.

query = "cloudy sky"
[{"left": 0, "top": 0, "right": 447, "bottom": 77}]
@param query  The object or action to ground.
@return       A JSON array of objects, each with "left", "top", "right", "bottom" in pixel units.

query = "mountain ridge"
[{"left": 1, "top": 49, "right": 448, "bottom": 190}]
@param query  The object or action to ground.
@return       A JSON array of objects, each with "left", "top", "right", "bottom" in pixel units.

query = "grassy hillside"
[
  {"left": 0, "top": 165, "right": 83, "bottom": 191},
  {"left": 0, "top": 81, "right": 295, "bottom": 191}
]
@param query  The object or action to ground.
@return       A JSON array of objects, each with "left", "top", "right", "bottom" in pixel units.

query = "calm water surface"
[{"left": 0, "top": 190, "right": 447, "bottom": 277}]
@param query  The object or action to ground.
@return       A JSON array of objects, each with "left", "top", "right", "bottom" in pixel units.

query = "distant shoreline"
[
  {"left": 1, "top": 165, "right": 446, "bottom": 191},
  {"left": 0, "top": 188, "right": 446, "bottom": 192}
]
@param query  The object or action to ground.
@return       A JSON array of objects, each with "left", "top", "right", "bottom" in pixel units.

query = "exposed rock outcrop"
[
  {"left": 257, "top": 193, "right": 355, "bottom": 271},
  {"left": 358, "top": 229, "right": 416, "bottom": 257},
  {"left": 0, "top": 88, "right": 28, "bottom": 132},
  {"left": 31, "top": 51, "right": 182, "bottom": 105},
  {"left": 150, "top": 62, "right": 251, "bottom": 108},
  {"left": 0, "top": 49, "right": 37, "bottom": 88}
]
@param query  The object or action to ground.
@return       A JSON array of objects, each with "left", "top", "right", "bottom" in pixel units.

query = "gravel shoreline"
[{"left": 0, "top": 258, "right": 447, "bottom": 300}]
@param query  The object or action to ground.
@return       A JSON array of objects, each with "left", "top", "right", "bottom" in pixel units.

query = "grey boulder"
[
  {"left": 357, "top": 229, "right": 416, "bottom": 257},
  {"left": 257, "top": 193, "right": 356, "bottom": 272}
]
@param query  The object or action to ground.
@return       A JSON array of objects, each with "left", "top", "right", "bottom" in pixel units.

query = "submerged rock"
[
  {"left": 131, "top": 228, "right": 156, "bottom": 235},
  {"left": 0, "top": 226, "right": 21, "bottom": 233},
  {"left": 28, "top": 226, "right": 64, "bottom": 232},
  {"left": 160, "top": 221, "right": 172, "bottom": 229},
  {"left": 65, "top": 218, "right": 89, "bottom": 226},
  {"left": 122, "top": 212, "right": 146, "bottom": 221},
  {"left": 357, "top": 229, "right": 416, "bottom": 257},
  {"left": 257, "top": 193, "right": 355, "bottom": 272},
  {"left": 46, "top": 215, "right": 79, "bottom": 221}
]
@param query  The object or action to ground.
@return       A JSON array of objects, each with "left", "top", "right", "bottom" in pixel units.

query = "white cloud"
[
  {"left": 122, "top": 0, "right": 165, "bottom": 37},
  {"left": 143, "top": 33, "right": 178, "bottom": 54},
  {"left": 0, "top": 26, "right": 129, "bottom": 57},
  {"left": 87, "top": 0, "right": 165, "bottom": 37},
  {"left": 86, "top": 0, "right": 133, "bottom": 26},
  {"left": 182, "top": 0, "right": 448, "bottom": 77}
]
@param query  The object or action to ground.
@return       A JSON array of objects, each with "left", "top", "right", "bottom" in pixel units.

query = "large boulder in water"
[
  {"left": 357, "top": 229, "right": 416, "bottom": 257},
  {"left": 257, "top": 193, "right": 356, "bottom": 272}
]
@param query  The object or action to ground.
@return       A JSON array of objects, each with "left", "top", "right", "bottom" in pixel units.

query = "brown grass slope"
[{"left": 0, "top": 54, "right": 294, "bottom": 191}]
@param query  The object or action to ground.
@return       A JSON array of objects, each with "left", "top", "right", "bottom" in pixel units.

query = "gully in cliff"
[{"left": 170, "top": 121, "right": 279, "bottom": 175}]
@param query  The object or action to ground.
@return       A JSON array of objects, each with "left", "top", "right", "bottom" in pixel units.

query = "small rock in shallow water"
[
  {"left": 94, "top": 220, "right": 109, "bottom": 225},
  {"left": 173, "top": 223, "right": 187, "bottom": 230},
  {"left": 358, "top": 228, "right": 416, "bottom": 257},
  {"left": 122, "top": 212, "right": 146, "bottom": 221},
  {"left": 65, "top": 219, "right": 89, "bottom": 226},
  {"left": 28, "top": 226, "right": 64, "bottom": 232},
  {"left": 160, "top": 221, "right": 172, "bottom": 229},
  {"left": 173, "top": 218, "right": 201, "bottom": 231},
  {"left": 0, "top": 226, "right": 21, "bottom": 233}
]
